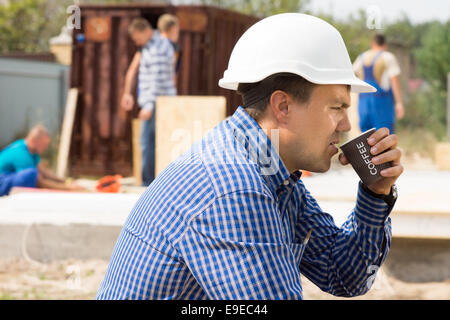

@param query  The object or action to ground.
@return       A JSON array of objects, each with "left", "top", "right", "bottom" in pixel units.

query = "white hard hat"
[{"left": 219, "top": 13, "right": 376, "bottom": 93}]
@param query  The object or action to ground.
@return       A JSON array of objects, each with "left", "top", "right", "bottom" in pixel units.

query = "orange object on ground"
[
  {"left": 96, "top": 175, "right": 122, "bottom": 193},
  {"left": 302, "top": 170, "right": 312, "bottom": 177}
]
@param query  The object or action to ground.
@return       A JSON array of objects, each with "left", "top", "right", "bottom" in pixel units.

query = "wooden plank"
[
  {"left": 179, "top": 32, "right": 192, "bottom": 95},
  {"left": 81, "top": 42, "right": 94, "bottom": 162},
  {"left": 98, "top": 40, "right": 111, "bottom": 139},
  {"left": 435, "top": 142, "right": 450, "bottom": 170},
  {"left": 114, "top": 16, "right": 132, "bottom": 139},
  {"left": 176, "top": 10, "right": 208, "bottom": 32},
  {"left": 56, "top": 88, "right": 78, "bottom": 178},
  {"left": 114, "top": 16, "right": 136, "bottom": 167},
  {"left": 155, "top": 96, "right": 226, "bottom": 176},
  {"left": 132, "top": 119, "right": 142, "bottom": 186}
]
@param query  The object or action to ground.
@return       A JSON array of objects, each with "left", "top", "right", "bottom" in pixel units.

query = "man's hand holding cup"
[{"left": 339, "top": 127, "right": 404, "bottom": 195}]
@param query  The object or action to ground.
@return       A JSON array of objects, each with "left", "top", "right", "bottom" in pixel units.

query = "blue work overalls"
[{"left": 358, "top": 51, "right": 396, "bottom": 134}]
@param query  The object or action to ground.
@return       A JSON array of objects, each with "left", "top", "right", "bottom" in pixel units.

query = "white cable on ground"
[{"left": 21, "top": 223, "right": 45, "bottom": 267}]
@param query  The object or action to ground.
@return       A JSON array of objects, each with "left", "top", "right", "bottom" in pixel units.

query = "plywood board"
[
  {"left": 132, "top": 119, "right": 142, "bottom": 186},
  {"left": 435, "top": 142, "right": 450, "bottom": 170},
  {"left": 56, "top": 88, "right": 78, "bottom": 178},
  {"left": 155, "top": 96, "right": 226, "bottom": 176}
]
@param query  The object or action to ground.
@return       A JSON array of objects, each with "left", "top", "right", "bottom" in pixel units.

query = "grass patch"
[
  {"left": 0, "top": 293, "right": 16, "bottom": 300},
  {"left": 396, "top": 127, "right": 438, "bottom": 160}
]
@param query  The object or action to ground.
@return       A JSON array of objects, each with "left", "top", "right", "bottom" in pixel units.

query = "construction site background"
[{"left": 0, "top": 1, "right": 449, "bottom": 300}]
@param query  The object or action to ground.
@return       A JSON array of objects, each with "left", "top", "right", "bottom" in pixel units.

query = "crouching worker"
[
  {"left": 97, "top": 13, "right": 403, "bottom": 300},
  {"left": 0, "top": 125, "right": 86, "bottom": 196}
]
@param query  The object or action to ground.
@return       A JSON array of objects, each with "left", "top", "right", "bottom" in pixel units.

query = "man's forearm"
[
  {"left": 37, "top": 175, "right": 70, "bottom": 190},
  {"left": 124, "top": 52, "right": 141, "bottom": 94},
  {"left": 38, "top": 165, "right": 64, "bottom": 183},
  {"left": 124, "top": 69, "right": 137, "bottom": 94}
]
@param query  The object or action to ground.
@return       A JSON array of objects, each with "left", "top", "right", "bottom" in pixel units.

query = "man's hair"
[
  {"left": 27, "top": 124, "right": 49, "bottom": 140},
  {"left": 128, "top": 18, "right": 152, "bottom": 35},
  {"left": 237, "top": 73, "right": 316, "bottom": 121},
  {"left": 157, "top": 14, "right": 179, "bottom": 33},
  {"left": 373, "top": 33, "right": 386, "bottom": 46}
]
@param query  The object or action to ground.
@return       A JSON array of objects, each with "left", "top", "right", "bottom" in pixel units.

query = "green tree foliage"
[
  {"left": 198, "top": 0, "right": 309, "bottom": 17},
  {"left": 0, "top": 0, "right": 448, "bottom": 139},
  {"left": 0, "top": 0, "right": 72, "bottom": 53},
  {"left": 415, "top": 21, "right": 450, "bottom": 92},
  {"left": 406, "top": 21, "right": 450, "bottom": 139}
]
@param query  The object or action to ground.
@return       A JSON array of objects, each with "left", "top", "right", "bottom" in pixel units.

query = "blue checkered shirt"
[
  {"left": 138, "top": 31, "right": 176, "bottom": 111},
  {"left": 96, "top": 106, "right": 393, "bottom": 300}
]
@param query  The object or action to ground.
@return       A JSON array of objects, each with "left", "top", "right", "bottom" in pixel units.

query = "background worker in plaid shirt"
[
  {"left": 97, "top": 13, "right": 403, "bottom": 300},
  {"left": 127, "top": 18, "right": 176, "bottom": 186}
]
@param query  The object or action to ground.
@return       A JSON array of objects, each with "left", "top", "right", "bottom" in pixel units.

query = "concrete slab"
[
  {"left": 0, "top": 192, "right": 140, "bottom": 226},
  {"left": 302, "top": 167, "right": 450, "bottom": 215},
  {"left": 302, "top": 167, "right": 450, "bottom": 239},
  {"left": 0, "top": 167, "right": 448, "bottom": 262},
  {"left": 0, "top": 192, "right": 141, "bottom": 262}
]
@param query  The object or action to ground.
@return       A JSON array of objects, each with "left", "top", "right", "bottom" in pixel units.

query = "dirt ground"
[
  {"left": 0, "top": 256, "right": 448, "bottom": 300},
  {"left": 1, "top": 151, "right": 447, "bottom": 300}
]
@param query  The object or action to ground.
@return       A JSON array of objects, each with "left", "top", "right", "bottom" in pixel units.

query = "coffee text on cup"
[{"left": 356, "top": 142, "right": 377, "bottom": 175}]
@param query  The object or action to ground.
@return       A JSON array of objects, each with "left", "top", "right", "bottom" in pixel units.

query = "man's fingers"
[
  {"left": 338, "top": 153, "right": 349, "bottom": 165},
  {"left": 369, "top": 133, "right": 398, "bottom": 155},
  {"left": 367, "top": 127, "right": 390, "bottom": 146},
  {"left": 380, "top": 164, "right": 404, "bottom": 178},
  {"left": 371, "top": 148, "right": 401, "bottom": 165}
]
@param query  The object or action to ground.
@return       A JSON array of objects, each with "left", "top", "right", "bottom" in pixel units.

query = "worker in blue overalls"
[{"left": 353, "top": 34, "right": 404, "bottom": 134}]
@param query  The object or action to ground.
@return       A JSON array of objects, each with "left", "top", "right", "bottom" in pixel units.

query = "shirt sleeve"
[
  {"left": 352, "top": 55, "right": 363, "bottom": 78},
  {"left": 176, "top": 190, "right": 304, "bottom": 300},
  {"left": 295, "top": 182, "right": 392, "bottom": 297},
  {"left": 384, "top": 52, "right": 401, "bottom": 78}
]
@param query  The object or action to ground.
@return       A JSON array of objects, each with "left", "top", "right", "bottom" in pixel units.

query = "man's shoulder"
[
  {"left": 191, "top": 124, "right": 270, "bottom": 199},
  {"left": 381, "top": 51, "right": 398, "bottom": 64},
  {"left": 0, "top": 140, "right": 25, "bottom": 156}
]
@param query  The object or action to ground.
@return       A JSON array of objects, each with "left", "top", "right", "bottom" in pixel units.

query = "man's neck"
[
  {"left": 24, "top": 138, "right": 36, "bottom": 154},
  {"left": 257, "top": 119, "right": 296, "bottom": 174}
]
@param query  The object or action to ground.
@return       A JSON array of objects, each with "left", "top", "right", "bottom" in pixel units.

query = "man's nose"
[{"left": 337, "top": 112, "right": 351, "bottom": 132}]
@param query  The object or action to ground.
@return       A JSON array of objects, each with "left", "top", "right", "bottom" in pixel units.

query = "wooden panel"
[
  {"left": 155, "top": 96, "right": 226, "bottom": 176},
  {"left": 435, "top": 143, "right": 450, "bottom": 171},
  {"left": 97, "top": 40, "right": 111, "bottom": 139},
  {"left": 70, "top": 5, "right": 258, "bottom": 177},
  {"left": 81, "top": 42, "right": 94, "bottom": 162},
  {"left": 114, "top": 17, "right": 132, "bottom": 140},
  {"left": 56, "top": 88, "right": 78, "bottom": 178},
  {"left": 132, "top": 119, "right": 142, "bottom": 186},
  {"left": 176, "top": 11, "right": 208, "bottom": 32},
  {"left": 179, "top": 32, "right": 192, "bottom": 94}
]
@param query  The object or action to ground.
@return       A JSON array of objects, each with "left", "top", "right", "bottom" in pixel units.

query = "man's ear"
[{"left": 269, "top": 90, "right": 290, "bottom": 124}]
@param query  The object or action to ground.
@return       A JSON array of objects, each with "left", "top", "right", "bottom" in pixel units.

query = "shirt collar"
[
  {"left": 227, "top": 106, "right": 302, "bottom": 195},
  {"left": 145, "top": 30, "right": 161, "bottom": 47}
]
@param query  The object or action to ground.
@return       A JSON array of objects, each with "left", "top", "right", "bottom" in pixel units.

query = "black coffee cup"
[{"left": 340, "top": 128, "right": 392, "bottom": 186}]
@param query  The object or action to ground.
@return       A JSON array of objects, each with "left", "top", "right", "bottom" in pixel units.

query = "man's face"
[
  {"left": 281, "top": 84, "right": 351, "bottom": 172},
  {"left": 131, "top": 29, "right": 152, "bottom": 46},
  {"left": 35, "top": 135, "right": 50, "bottom": 155},
  {"left": 166, "top": 25, "right": 180, "bottom": 43}
]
